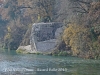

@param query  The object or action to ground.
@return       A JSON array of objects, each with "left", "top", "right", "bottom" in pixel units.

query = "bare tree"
[
  {"left": 69, "top": 0, "right": 92, "bottom": 14},
  {"left": 36, "top": 0, "right": 56, "bottom": 22}
]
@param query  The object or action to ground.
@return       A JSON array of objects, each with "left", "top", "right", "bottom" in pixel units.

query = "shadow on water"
[{"left": 0, "top": 48, "right": 100, "bottom": 75}]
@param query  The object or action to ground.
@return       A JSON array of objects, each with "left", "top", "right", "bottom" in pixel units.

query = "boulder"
[{"left": 16, "top": 45, "right": 33, "bottom": 53}]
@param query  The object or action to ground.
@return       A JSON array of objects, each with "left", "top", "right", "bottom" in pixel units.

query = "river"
[{"left": 0, "top": 49, "right": 100, "bottom": 75}]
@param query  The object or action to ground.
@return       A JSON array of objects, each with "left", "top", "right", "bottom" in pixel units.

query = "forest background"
[{"left": 0, "top": 0, "right": 100, "bottom": 59}]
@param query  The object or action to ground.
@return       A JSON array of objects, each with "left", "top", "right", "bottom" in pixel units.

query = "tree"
[
  {"left": 69, "top": 0, "right": 92, "bottom": 14},
  {"left": 36, "top": 0, "right": 56, "bottom": 22},
  {"left": 3, "top": 0, "right": 33, "bottom": 50}
]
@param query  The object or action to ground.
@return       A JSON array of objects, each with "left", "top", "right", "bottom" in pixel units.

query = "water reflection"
[{"left": 0, "top": 49, "right": 100, "bottom": 75}]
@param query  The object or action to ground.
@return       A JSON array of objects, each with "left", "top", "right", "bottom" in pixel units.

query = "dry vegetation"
[
  {"left": 62, "top": 1, "right": 100, "bottom": 59},
  {"left": 0, "top": 0, "right": 100, "bottom": 59}
]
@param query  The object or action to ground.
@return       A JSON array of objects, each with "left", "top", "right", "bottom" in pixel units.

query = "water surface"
[{"left": 0, "top": 49, "right": 100, "bottom": 75}]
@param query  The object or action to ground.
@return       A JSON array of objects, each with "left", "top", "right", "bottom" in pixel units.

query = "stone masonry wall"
[{"left": 30, "top": 22, "right": 63, "bottom": 53}]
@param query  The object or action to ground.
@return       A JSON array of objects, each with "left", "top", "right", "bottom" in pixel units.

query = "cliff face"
[{"left": 30, "top": 22, "right": 63, "bottom": 53}]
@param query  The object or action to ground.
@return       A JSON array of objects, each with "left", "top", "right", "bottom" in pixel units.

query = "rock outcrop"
[
  {"left": 17, "top": 22, "right": 64, "bottom": 54},
  {"left": 30, "top": 22, "right": 63, "bottom": 54},
  {"left": 16, "top": 45, "right": 32, "bottom": 53}
]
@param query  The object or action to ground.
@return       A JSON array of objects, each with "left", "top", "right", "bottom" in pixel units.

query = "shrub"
[
  {"left": 58, "top": 51, "right": 68, "bottom": 56},
  {"left": 63, "top": 23, "right": 100, "bottom": 59}
]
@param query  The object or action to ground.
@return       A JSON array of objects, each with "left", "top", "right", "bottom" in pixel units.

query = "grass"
[{"left": 16, "top": 49, "right": 26, "bottom": 53}]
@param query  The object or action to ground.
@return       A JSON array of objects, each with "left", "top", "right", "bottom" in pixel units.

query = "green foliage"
[
  {"left": 36, "top": 52, "right": 42, "bottom": 55},
  {"left": 58, "top": 51, "right": 68, "bottom": 56},
  {"left": 41, "top": 16, "right": 51, "bottom": 22},
  {"left": 52, "top": 49, "right": 69, "bottom": 56},
  {"left": 16, "top": 49, "right": 26, "bottom": 53},
  {"left": 90, "top": 27, "right": 98, "bottom": 42}
]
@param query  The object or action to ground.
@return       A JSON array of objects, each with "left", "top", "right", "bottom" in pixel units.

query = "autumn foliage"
[
  {"left": 63, "top": 2, "right": 100, "bottom": 59},
  {"left": 0, "top": 0, "right": 100, "bottom": 59}
]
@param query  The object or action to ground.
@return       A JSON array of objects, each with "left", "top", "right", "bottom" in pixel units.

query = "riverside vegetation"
[{"left": 0, "top": 0, "right": 100, "bottom": 59}]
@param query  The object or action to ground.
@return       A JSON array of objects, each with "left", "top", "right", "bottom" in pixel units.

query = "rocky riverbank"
[{"left": 16, "top": 45, "right": 33, "bottom": 54}]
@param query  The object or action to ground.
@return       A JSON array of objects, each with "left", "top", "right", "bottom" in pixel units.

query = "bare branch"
[
  {"left": 73, "top": 10, "right": 88, "bottom": 13},
  {"left": 77, "top": 2, "right": 89, "bottom": 13},
  {"left": 17, "top": 6, "right": 33, "bottom": 9}
]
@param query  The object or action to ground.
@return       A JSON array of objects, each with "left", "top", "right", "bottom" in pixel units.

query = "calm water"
[{"left": 0, "top": 49, "right": 100, "bottom": 75}]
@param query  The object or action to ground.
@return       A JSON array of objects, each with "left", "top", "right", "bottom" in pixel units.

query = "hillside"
[{"left": 0, "top": 0, "right": 100, "bottom": 59}]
